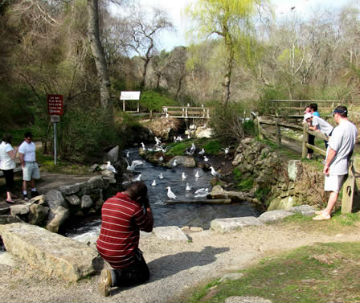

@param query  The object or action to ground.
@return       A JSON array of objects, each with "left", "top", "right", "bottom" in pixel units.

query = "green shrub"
[
  {"left": 166, "top": 141, "right": 192, "bottom": 156},
  {"left": 203, "top": 139, "right": 222, "bottom": 154},
  {"left": 140, "top": 90, "right": 177, "bottom": 112}
]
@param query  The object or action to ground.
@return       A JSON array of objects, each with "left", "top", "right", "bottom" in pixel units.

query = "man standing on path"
[
  {"left": 97, "top": 181, "right": 153, "bottom": 297},
  {"left": 18, "top": 132, "right": 40, "bottom": 200},
  {"left": 313, "top": 106, "right": 358, "bottom": 221}
]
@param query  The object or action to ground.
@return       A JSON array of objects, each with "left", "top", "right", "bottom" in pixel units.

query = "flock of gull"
[{"left": 117, "top": 135, "right": 228, "bottom": 201}]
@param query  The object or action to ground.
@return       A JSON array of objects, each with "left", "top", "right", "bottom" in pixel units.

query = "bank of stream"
[{"left": 64, "top": 147, "right": 261, "bottom": 239}]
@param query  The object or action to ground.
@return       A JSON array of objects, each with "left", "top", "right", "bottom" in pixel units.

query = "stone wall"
[{"left": 10, "top": 175, "right": 115, "bottom": 233}]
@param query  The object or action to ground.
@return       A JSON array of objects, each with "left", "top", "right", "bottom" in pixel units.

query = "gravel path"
[{"left": 1, "top": 222, "right": 360, "bottom": 303}]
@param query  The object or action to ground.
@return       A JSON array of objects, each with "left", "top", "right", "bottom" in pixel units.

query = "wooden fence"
[
  {"left": 162, "top": 106, "right": 210, "bottom": 119},
  {"left": 256, "top": 115, "right": 359, "bottom": 214}
]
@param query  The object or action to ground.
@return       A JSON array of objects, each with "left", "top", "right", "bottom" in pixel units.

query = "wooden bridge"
[{"left": 162, "top": 106, "right": 210, "bottom": 119}]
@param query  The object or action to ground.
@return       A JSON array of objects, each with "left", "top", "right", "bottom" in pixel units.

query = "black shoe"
[
  {"left": 31, "top": 191, "right": 40, "bottom": 198},
  {"left": 23, "top": 194, "right": 29, "bottom": 201}
]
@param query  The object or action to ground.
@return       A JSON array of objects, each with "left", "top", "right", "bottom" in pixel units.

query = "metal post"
[{"left": 54, "top": 122, "right": 57, "bottom": 165}]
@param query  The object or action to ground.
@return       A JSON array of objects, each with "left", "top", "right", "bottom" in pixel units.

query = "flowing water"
[{"left": 65, "top": 147, "right": 261, "bottom": 240}]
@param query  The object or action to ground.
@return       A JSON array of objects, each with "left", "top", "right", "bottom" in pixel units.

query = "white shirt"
[
  {"left": 0, "top": 141, "right": 16, "bottom": 170},
  {"left": 312, "top": 116, "right": 334, "bottom": 137},
  {"left": 327, "top": 119, "right": 358, "bottom": 175},
  {"left": 18, "top": 141, "right": 36, "bottom": 162}
]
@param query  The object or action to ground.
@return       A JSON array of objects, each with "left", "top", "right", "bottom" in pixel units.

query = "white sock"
[
  {"left": 23, "top": 191, "right": 27, "bottom": 195},
  {"left": 31, "top": 188, "right": 37, "bottom": 192}
]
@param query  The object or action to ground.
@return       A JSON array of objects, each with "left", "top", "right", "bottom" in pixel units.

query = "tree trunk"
[
  {"left": 222, "top": 33, "right": 234, "bottom": 107},
  {"left": 141, "top": 57, "right": 150, "bottom": 90},
  {"left": 87, "top": 0, "right": 112, "bottom": 114}
]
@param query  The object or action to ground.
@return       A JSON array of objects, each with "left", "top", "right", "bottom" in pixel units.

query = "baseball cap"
[
  {"left": 333, "top": 108, "right": 347, "bottom": 115},
  {"left": 303, "top": 113, "right": 312, "bottom": 122}
]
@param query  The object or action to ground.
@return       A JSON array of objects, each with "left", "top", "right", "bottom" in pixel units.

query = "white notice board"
[{"left": 120, "top": 91, "right": 141, "bottom": 100}]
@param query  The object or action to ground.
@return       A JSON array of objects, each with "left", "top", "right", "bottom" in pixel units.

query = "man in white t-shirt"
[
  {"left": 18, "top": 132, "right": 40, "bottom": 200},
  {"left": 304, "top": 113, "right": 334, "bottom": 148},
  {"left": 313, "top": 106, "right": 358, "bottom": 220}
]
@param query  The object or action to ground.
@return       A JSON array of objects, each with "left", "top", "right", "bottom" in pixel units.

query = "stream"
[{"left": 64, "top": 147, "right": 261, "bottom": 240}]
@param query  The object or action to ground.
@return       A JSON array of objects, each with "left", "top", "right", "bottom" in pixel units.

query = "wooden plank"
[
  {"left": 305, "top": 143, "right": 326, "bottom": 156},
  {"left": 165, "top": 198, "right": 232, "bottom": 204},
  {"left": 341, "top": 160, "right": 355, "bottom": 214}
]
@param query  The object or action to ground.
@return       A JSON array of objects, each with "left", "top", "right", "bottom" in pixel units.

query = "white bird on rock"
[
  {"left": 126, "top": 151, "right": 130, "bottom": 158},
  {"left": 159, "top": 173, "right": 164, "bottom": 179},
  {"left": 203, "top": 156, "right": 209, "bottom": 162},
  {"left": 198, "top": 148, "right": 205, "bottom": 155},
  {"left": 126, "top": 159, "right": 144, "bottom": 171},
  {"left": 210, "top": 166, "right": 220, "bottom": 177},
  {"left": 106, "top": 161, "right": 117, "bottom": 174},
  {"left": 172, "top": 159, "right": 177, "bottom": 167},
  {"left": 133, "top": 174, "right": 142, "bottom": 181},
  {"left": 186, "top": 183, "right": 191, "bottom": 191},
  {"left": 166, "top": 187, "right": 177, "bottom": 199},
  {"left": 151, "top": 180, "right": 156, "bottom": 186},
  {"left": 140, "top": 142, "right": 146, "bottom": 150},
  {"left": 155, "top": 137, "right": 161, "bottom": 146},
  {"left": 194, "top": 188, "right": 209, "bottom": 198},
  {"left": 195, "top": 170, "right": 200, "bottom": 178},
  {"left": 181, "top": 172, "right": 187, "bottom": 180},
  {"left": 159, "top": 156, "right": 164, "bottom": 162}
]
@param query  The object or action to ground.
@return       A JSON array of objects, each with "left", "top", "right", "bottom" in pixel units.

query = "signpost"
[
  {"left": 47, "top": 94, "right": 64, "bottom": 165},
  {"left": 120, "top": 91, "right": 141, "bottom": 112}
]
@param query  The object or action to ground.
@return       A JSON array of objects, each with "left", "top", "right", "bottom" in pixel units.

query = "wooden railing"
[
  {"left": 162, "top": 106, "right": 210, "bottom": 119},
  {"left": 256, "top": 115, "right": 359, "bottom": 214}
]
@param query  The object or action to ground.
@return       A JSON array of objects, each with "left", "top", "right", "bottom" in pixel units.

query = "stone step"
[{"left": 0, "top": 223, "right": 101, "bottom": 282}]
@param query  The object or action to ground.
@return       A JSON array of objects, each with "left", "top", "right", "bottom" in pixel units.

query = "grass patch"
[{"left": 187, "top": 242, "right": 360, "bottom": 303}]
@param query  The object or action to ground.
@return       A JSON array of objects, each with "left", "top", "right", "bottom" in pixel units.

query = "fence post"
[
  {"left": 256, "top": 117, "right": 264, "bottom": 140},
  {"left": 302, "top": 123, "right": 308, "bottom": 159},
  {"left": 275, "top": 117, "right": 281, "bottom": 145},
  {"left": 341, "top": 158, "right": 356, "bottom": 214}
]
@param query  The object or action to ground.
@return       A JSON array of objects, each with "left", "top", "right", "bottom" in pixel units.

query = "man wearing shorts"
[
  {"left": 18, "top": 132, "right": 40, "bottom": 200},
  {"left": 313, "top": 106, "right": 357, "bottom": 220}
]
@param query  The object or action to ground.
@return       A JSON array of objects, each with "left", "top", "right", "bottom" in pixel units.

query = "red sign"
[{"left": 47, "top": 94, "right": 64, "bottom": 115}]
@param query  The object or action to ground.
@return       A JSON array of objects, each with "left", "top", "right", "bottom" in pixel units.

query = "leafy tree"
[{"left": 186, "top": 0, "right": 262, "bottom": 107}]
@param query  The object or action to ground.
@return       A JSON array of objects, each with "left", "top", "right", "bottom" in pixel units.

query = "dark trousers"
[
  {"left": 308, "top": 134, "right": 314, "bottom": 154},
  {"left": 2, "top": 169, "right": 14, "bottom": 192},
  {"left": 112, "top": 249, "right": 150, "bottom": 287}
]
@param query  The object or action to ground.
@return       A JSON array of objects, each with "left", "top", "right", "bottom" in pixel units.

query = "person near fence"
[
  {"left": 18, "top": 132, "right": 40, "bottom": 201},
  {"left": 0, "top": 134, "right": 18, "bottom": 203},
  {"left": 309, "top": 103, "right": 320, "bottom": 117},
  {"left": 96, "top": 181, "right": 153, "bottom": 297},
  {"left": 304, "top": 113, "right": 334, "bottom": 148},
  {"left": 313, "top": 106, "right": 358, "bottom": 221},
  {"left": 304, "top": 106, "right": 315, "bottom": 159}
]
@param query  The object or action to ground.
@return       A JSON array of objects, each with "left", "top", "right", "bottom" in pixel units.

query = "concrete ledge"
[
  {"left": 0, "top": 223, "right": 101, "bottom": 282},
  {"left": 258, "top": 210, "right": 294, "bottom": 223},
  {"left": 153, "top": 226, "right": 189, "bottom": 241},
  {"left": 211, "top": 217, "right": 263, "bottom": 233}
]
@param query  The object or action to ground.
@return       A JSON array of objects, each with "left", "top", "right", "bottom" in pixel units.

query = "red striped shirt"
[{"left": 96, "top": 192, "right": 152, "bottom": 269}]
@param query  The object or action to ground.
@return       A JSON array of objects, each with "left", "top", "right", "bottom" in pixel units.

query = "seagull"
[
  {"left": 194, "top": 188, "right": 208, "bottom": 198},
  {"left": 195, "top": 170, "right": 200, "bottom": 178},
  {"left": 140, "top": 142, "right": 146, "bottom": 150},
  {"left": 133, "top": 174, "right": 142, "bottom": 181},
  {"left": 155, "top": 137, "right": 161, "bottom": 146},
  {"left": 159, "top": 156, "right": 164, "bottom": 162},
  {"left": 172, "top": 159, "right": 177, "bottom": 167},
  {"left": 151, "top": 180, "right": 156, "bottom": 186},
  {"left": 159, "top": 173, "right": 164, "bottom": 179},
  {"left": 198, "top": 148, "right": 205, "bottom": 155},
  {"left": 126, "top": 159, "right": 144, "bottom": 171},
  {"left": 203, "top": 156, "right": 209, "bottom": 162},
  {"left": 166, "top": 187, "right": 177, "bottom": 199},
  {"left": 186, "top": 183, "right": 191, "bottom": 191},
  {"left": 106, "top": 161, "right": 117, "bottom": 174},
  {"left": 126, "top": 151, "right": 130, "bottom": 158},
  {"left": 181, "top": 172, "right": 187, "bottom": 180},
  {"left": 189, "top": 124, "right": 196, "bottom": 130},
  {"left": 210, "top": 166, "right": 220, "bottom": 177},
  {"left": 223, "top": 147, "right": 230, "bottom": 155},
  {"left": 190, "top": 143, "right": 196, "bottom": 153}
]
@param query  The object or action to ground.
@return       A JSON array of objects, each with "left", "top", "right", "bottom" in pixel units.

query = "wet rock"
[
  {"left": 105, "top": 145, "right": 119, "bottom": 163},
  {"left": 59, "top": 184, "right": 80, "bottom": 196},
  {"left": 65, "top": 195, "right": 81, "bottom": 206},
  {"left": 81, "top": 195, "right": 93, "bottom": 209},
  {"left": 10, "top": 204, "right": 30, "bottom": 217},
  {"left": 289, "top": 205, "right": 316, "bottom": 216},
  {"left": 45, "top": 190, "right": 67, "bottom": 209},
  {"left": 29, "top": 204, "right": 49, "bottom": 226},
  {"left": 167, "top": 156, "right": 196, "bottom": 168},
  {"left": 46, "top": 206, "right": 70, "bottom": 233}
]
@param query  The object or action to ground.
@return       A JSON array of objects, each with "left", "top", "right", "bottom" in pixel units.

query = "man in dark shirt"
[{"left": 97, "top": 181, "right": 153, "bottom": 296}]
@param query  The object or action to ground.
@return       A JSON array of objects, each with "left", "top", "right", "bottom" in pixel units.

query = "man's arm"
[
  {"left": 324, "top": 148, "right": 337, "bottom": 175},
  {"left": 19, "top": 152, "right": 25, "bottom": 168}
]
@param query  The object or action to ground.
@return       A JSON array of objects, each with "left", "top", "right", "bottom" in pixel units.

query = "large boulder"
[
  {"left": 0, "top": 223, "right": 101, "bottom": 282},
  {"left": 46, "top": 206, "right": 70, "bottom": 233},
  {"left": 167, "top": 156, "right": 196, "bottom": 168}
]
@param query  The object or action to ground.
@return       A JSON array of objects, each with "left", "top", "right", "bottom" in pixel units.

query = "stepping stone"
[
  {"left": 211, "top": 217, "right": 263, "bottom": 233},
  {"left": 153, "top": 226, "right": 188, "bottom": 241}
]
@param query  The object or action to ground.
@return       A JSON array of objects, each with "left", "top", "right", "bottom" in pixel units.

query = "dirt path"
[{"left": 1, "top": 221, "right": 360, "bottom": 303}]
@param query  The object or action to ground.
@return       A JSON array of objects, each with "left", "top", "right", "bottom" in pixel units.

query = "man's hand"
[{"left": 323, "top": 164, "right": 330, "bottom": 175}]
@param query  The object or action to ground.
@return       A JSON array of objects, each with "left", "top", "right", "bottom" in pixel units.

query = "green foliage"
[
  {"left": 243, "top": 119, "right": 256, "bottom": 136},
  {"left": 254, "top": 186, "right": 271, "bottom": 202},
  {"left": 166, "top": 141, "right": 192, "bottom": 156},
  {"left": 58, "top": 108, "right": 118, "bottom": 162},
  {"left": 257, "top": 85, "right": 287, "bottom": 115},
  {"left": 233, "top": 167, "right": 254, "bottom": 190},
  {"left": 187, "top": 242, "right": 360, "bottom": 303},
  {"left": 140, "top": 90, "right": 177, "bottom": 112},
  {"left": 203, "top": 139, "right": 222, "bottom": 154}
]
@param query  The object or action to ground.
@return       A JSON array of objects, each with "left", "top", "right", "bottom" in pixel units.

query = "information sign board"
[
  {"left": 120, "top": 91, "right": 141, "bottom": 100},
  {"left": 47, "top": 94, "right": 64, "bottom": 115}
]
